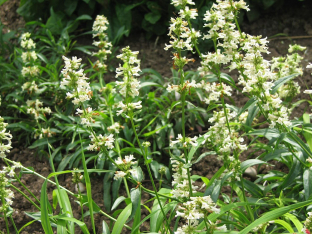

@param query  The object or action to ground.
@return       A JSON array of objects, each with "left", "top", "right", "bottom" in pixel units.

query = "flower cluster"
[
  {"left": 302, "top": 212, "right": 312, "bottom": 234},
  {"left": 175, "top": 196, "right": 225, "bottom": 233},
  {"left": 304, "top": 63, "right": 312, "bottom": 95},
  {"left": 116, "top": 101, "right": 142, "bottom": 117},
  {"left": 165, "top": 2, "right": 200, "bottom": 57},
  {"left": 34, "top": 127, "right": 56, "bottom": 139},
  {"left": 92, "top": 15, "right": 112, "bottom": 72},
  {"left": 88, "top": 134, "right": 114, "bottom": 151},
  {"left": 21, "top": 50, "right": 37, "bottom": 63},
  {"left": 22, "top": 81, "right": 39, "bottom": 94},
  {"left": 271, "top": 44, "right": 304, "bottom": 99},
  {"left": 72, "top": 168, "right": 84, "bottom": 184},
  {"left": 20, "top": 32, "right": 36, "bottom": 50},
  {"left": 199, "top": 0, "right": 296, "bottom": 129},
  {"left": 115, "top": 46, "right": 141, "bottom": 96},
  {"left": 204, "top": 108, "right": 246, "bottom": 181},
  {"left": 197, "top": 81, "right": 232, "bottom": 104},
  {"left": 25, "top": 99, "right": 52, "bottom": 120},
  {"left": 76, "top": 107, "right": 99, "bottom": 126},
  {"left": 170, "top": 134, "right": 198, "bottom": 148},
  {"left": 107, "top": 122, "right": 124, "bottom": 134},
  {"left": 167, "top": 79, "right": 198, "bottom": 93},
  {"left": 61, "top": 56, "right": 92, "bottom": 105},
  {"left": 171, "top": 155, "right": 198, "bottom": 199},
  {"left": 114, "top": 154, "right": 138, "bottom": 180},
  {"left": 20, "top": 33, "right": 39, "bottom": 79},
  {"left": 0, "top": 170, "right": 14, "bottom": 213},
  {"left": 115, "top": 46, "right": 142, "bottom": 116},
  {"left": 0, "top": 117, "right": 12, "bottom": 158},
  {"left": 21, "top": 66, "right": 40, "bottom": 78}
]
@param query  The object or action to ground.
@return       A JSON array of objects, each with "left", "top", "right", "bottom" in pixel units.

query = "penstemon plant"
[{"left": 3, "top": 0, "right": 312, "bottom": 234}]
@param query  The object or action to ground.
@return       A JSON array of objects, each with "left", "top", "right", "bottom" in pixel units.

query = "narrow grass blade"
[
  {"left": 111, "top": 203, "right": 132, "bottom": 234},
  {"left": 239, "top": 199, "right": 312, "bottom": 234},
  {"left": 40, "top": 179, "right": 53, "bottom": 234}
]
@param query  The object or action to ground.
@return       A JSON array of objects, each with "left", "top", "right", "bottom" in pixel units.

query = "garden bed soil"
[{"left": 1, "top": 0, "right": 312, "bottom": 233}]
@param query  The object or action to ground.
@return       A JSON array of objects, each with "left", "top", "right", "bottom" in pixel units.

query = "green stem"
[
  {"left": 99, "top": 57, "right": 104, "bottom": 88},
  {"left": 130, "top": 117, "right": 173, "bottom": 234},
  {"left": 178, "top": 65, "right": 193, "bottom": 198},
  {"left": 109, "top": 106, "right": 131, "bottom": 198},
  {"left": 212, "top": 38, "right": 232, "bottom": 135},
  {"left": 181, "top": 91, "right": 194, "bottom": 198},
  {"left": 204, "top": 216, "right": 210, "bottom": 234},
  {"left": 140, "top": 186, "right": 180, "bottom": 202},
  {"left": 47, "top": 141, "right": 68, "bottom": 216},
  {"left": 1, "top": 195, "right": 10, "bottom": 234},
  {"left": 4, "top": 159, "right": 126, "bottom": 228},
  {"left": 123, "top": 177, "right": 131, "bottom": 198},
  {"left": 239, "top": 174, "right": 254, "bottom": 222},
  {"left": 10, "top": 184, "right": 41, "bottom": 210},
  {"left": 3, "top": 159, "right": 40, "bottom": 205},
  {"left": 10, "top": 216, "right": 18, "bottom": 234},
  {"left": 78, "top": 132, "right": 96, "bottom": 234},
  {"left": 77, "top": 185, "right": 84, "bottom": 222}
]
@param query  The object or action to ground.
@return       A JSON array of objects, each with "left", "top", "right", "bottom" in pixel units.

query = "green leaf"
[
  {"left": 40, "top": 180, "right": 53, "bottom": 234},
  {"left": 240, "top": 159, "right": 266, "bottom": 172},
  {"left": 304, "top": 169, "right": 312, "bottom": 200},
  {"left": 102, "top": 220, "right": 110, "bottom": 234},
  {"left": 246, "top": 105, "right": 259, "bottom": 127},
  {"left": 75, "top": 14, "right": 92, "bottom": 21},
  {"left": 111, "top": 196, "right": 126, "bottom": 211},
  {"left": 238, "top": 97, "right": 258, "bottom": 116},
  {"left": 246, "top": 128, "right": 280, "bottom": 139},
  {"left": 283, "top": 213, "right": 303, "bottom": 233},
  {"left": 287, "top": 132, "right": 312, "bottom": 159},
  {"left": 29, "top": 137, "right": 57, "bottom": 149},
  {"left": 145, "top": 12, "right": 161, "bottom": 24},
  {"left": 150, "top": 189, "right": 168, "bottom": 232},
  {"left": 261, "top": 148, "right": 290, "bottom": 162},
  {"left": 52, "top": 215, "right": 90, "bottom": 234},
  {"left": 239, "top": 199, "right": 312, "bottom": 234},
  {"left": 270, "top": 73, "right": 299, "bottom": 94},
  {"left": 142, "top": 124, "right": 168, "bottom": 137},
  {"left": 57, "top": 219, "right": 66, "bottom": 234},
  {"left": 0, "top": 0, "right": 9, "bottom": 6},
  {"left": 303, "top": 113, "right": 312, "bottom": 151},
  {"left": 129, "top": 188, "right": 141, "bottom": 223},
  {"left": 240, "top": 179, "right": 263, "bottom": 198},
  {"left": 103, "top": 164, "right": 115, "bottom": 211},
  {"left": 272, "top": 219, "right": 294, "bottom": 233},
  {"left": 46, "top": 7, "right": 64, "bottom": 35},
  {"left": 37, "top": 52, "right": 49, "bottom": 64},
  {"left": 188, "top": 135, "right": 207, "bottom": 162},
  {"left": 140, "top": 81, "right": 162, "bottom": 88},
  {"left": 111, "top": 203, "right": 132, "bottom": 234},
  {"left": 220, "top": 73, "right": 236, "bottom": 87},
  {"left": 64, "top": 0, "right": 78, "bottom": 16},
  {"left": 53, "top": 189, "right": 74, "bottom": 233}
]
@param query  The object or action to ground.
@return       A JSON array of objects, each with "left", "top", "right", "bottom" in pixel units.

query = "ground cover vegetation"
[{"left": 1, "top": 0, "right": 312, "bottom": 233}]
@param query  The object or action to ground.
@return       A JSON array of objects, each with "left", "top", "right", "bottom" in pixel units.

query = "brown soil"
[{"left": 1, "top": 0, "right": 312, "bottom": 233}]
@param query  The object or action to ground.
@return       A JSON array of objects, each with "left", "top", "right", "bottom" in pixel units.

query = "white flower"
[
  {"left": 170, "top": 134, "right": 198, "bottom": 148},
  {"left": 88, "top": 134, "right": 114, "bottom": 151},
  {"left": 171, "top": 0, "right": 195, "bottom": 7},
  {"left": 116, "top": 101, "right": 142, "bottom": 116},
  {"left": 61, "top": 56, "right": 92, "bottom": 105},
  {"left": 114, "top": 171, "right": 127, "bottom": 180},
  {"left": 107, "top": 122, "right": 123, "bottom": 133}
]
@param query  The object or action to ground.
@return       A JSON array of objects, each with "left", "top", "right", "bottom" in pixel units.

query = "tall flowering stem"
[
  {"left": 115, "top": 47, "right": 173, "bottom": 233},
  {"left": 92, "top": 15, "right": 112, "bottom": 88},
  {"left": 165, "top": 0, "right": 202, "bottom": 199}
]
